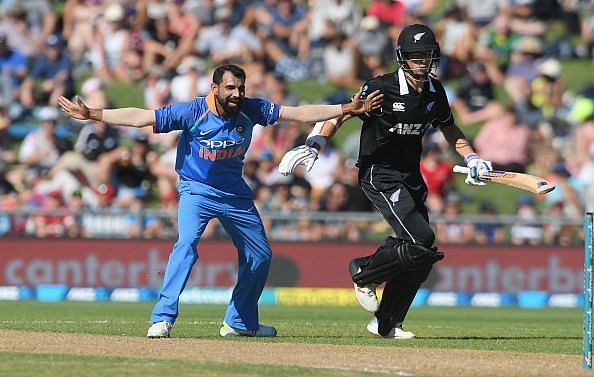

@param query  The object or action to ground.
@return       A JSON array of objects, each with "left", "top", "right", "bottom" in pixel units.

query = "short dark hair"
[{"left": 212, "top": 64, "right": 246, "bottom": 85}]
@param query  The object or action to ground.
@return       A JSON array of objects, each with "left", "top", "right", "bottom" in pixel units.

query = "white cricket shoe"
[
  {"left": 219, "top": 321, "right": 277, "bottom": 338},
  {"left": 147, "top": 321, "right": 172, "bottom": 338},
  {"left": 366, "top": 315, "right": 415, "bottom": 339},
  {"left": 354, "top": 282, "right": 379, "bottom": 312}
]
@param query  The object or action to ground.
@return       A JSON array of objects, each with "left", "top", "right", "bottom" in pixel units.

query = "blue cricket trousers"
[{"left": 150, "top": 183, "right": 272, "bottom": 330}]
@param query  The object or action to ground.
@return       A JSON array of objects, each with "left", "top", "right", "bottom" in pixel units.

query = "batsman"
[{"left": 280, "top": 24, "right": 492, "bottom": 338}]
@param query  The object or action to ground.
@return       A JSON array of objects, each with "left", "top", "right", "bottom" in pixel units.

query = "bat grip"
[{"left": 453, "top": 165, "right": 470, "bottom": 174}]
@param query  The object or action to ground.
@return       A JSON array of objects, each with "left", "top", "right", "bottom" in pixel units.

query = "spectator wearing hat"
[
  {"left": 530, "top": 59, "right": 567, "bottom": 122},
  {"left": 543, "top": 161, "right": 584, "bottom": 217},
  {"left": 90, "top": 3, "right": 138, "bottom": 82},
  {"left": 20, "top": 34, "right": 73, "bottom": 108},
  {"left": 0, "top": 34, "right": 27, "bottom": 106},
  {"left": 504, "top": 35, "right": 546, "bottom": 100},
  {"left": 18, "top": 107, "right": 63, "bottom": 177},
  {"left": 49, "top": 118, "right": 120, "bottom": 189},
  {"left": 354, "top": 16, "right": 390, "bottom": 78},
  {"left": 196, "top": 7, "right": 262, "bottom": 65},
  {"left": 170, "top": 55, "right": 210, "bottom": 102},
  {"left": 530, "top": 58, "right": 574, "bottom": 147}
]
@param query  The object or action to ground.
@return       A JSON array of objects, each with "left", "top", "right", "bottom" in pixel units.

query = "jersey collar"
[
  {"left": 397, "top": 68, "right": 436, "bottom": 95},
  {"left": 397, "top": 68, "right": 409, "bottom": 95},
  {"left": 206, "top": 92, "right": 221, "bottom": 116}
]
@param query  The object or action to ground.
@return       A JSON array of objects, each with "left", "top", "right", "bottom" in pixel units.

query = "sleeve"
[
  {"left": 252, "top": 98, "right": 280, "bottom": 126},
  {"left": 432, "top": 80, "right": 455, "bottom": 128},
  {"left": 154, "top": 100, "right": 197, "bottom": 133},
  {"left": 357, "top": 77, "right": 383, "bottom": 120}
]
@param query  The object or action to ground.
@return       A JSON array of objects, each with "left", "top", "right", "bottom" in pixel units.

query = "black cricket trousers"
[{"left": 358, "top": 164, "right": 435, "bottom": 334}]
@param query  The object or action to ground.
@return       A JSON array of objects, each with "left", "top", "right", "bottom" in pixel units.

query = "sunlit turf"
[{"left": 0, "top": 301, "right": 581, "bottom": 354}]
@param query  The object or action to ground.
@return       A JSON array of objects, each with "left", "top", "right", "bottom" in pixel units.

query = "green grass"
[
  {"left": 0, "top": 352, "right": 373, "bottom": 377},
  {"left": 0, "top": 301, "right": 581, "bottom": 353},
  {"left": 0, "top": 302, "right": 581, "bottom": 376}
]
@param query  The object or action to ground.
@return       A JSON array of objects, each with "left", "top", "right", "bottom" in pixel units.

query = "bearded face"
[
  {"left": 214, "top": 71, "right": 246, "bottom": 116},
  {"left": 217, "top": 90, "right": 243, "bottom": 115}
]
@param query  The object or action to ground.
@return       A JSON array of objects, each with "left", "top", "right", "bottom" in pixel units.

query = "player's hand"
[
  {"left": 346, "top": 86, "right": 383, "bottom": 115},
  {"left": 58, "top": 95, "right": 91, "bottom": 121},
  {"left": 279, "top": 145, "right": 319, "bottom": 176},
  {"left": 464, "top": 155, "right": 492, "bottom": 186}
]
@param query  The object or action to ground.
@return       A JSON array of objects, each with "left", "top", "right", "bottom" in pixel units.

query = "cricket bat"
[{"left": 453, "top": 165, "right": 556, "bottom": 194}]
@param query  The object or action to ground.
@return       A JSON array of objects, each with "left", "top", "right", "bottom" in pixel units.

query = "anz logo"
[{"left": 388, "top": 123, "right": 423, "bottom": 135}]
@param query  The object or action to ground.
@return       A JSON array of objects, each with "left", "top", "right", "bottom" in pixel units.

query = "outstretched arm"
[
  {"left": 58, "top": 96, "right": 156, "bottom": 128},
  {"left": 279, "top": 87, "right": 381, "bottom": 123}
]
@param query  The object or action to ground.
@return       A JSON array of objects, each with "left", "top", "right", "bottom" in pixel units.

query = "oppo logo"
[{"left": 199, "top": 138, "right": 244, "bottom": 148}]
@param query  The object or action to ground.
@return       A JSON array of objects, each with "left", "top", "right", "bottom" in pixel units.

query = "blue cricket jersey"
[{"left": 154, "top": 93, "right": 280, "bottom": 199}]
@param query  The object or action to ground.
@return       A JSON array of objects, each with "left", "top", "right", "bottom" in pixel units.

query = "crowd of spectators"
[{"left": 0, "top": 0, "right": 593, "bottom": 245}]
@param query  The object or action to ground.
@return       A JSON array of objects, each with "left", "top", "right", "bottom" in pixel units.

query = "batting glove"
[
  {"left": 464, "top": 153, "right": 492, "bottom": 186},
  {"left": 279, "top": 145, "right": 319, "bottom": 176}
]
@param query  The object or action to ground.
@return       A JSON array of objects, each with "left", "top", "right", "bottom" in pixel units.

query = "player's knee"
[
  {"left": 250, "top": 248, "right": 272, "bottom": 270},
  {"left": 173, "top": 239, "right": 198, "bottom": 261},
  {"left": 418, "top": 231, "right": 435, "bottom": 249}
]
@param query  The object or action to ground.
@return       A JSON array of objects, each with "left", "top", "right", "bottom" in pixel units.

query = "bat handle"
[{"left": 453, "top": 165, "right": 470, "bottom": 174}]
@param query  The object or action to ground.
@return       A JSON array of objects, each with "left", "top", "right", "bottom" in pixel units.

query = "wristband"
[{"left": 464, "top": 153, "right": 478, "bottom": 164}]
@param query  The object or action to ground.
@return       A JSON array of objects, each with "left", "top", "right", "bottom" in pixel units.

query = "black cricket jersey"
[{"left": 357, "top": 68, "right": 454, "bottom": 171}]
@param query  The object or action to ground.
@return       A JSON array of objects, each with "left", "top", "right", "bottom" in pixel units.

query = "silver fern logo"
[
  {"left": 389, "top": 189, "right": 401, "bottom": 205},
  {"left": 413, "top": 32, "right": 425, "bottom": 43}
]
